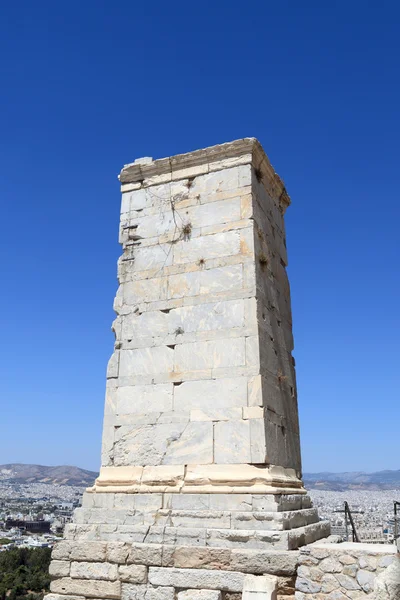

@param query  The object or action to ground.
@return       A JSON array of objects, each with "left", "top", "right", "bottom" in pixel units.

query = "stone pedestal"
[{"left": 47, "top": 139, "right": 329, "bottom": 600}]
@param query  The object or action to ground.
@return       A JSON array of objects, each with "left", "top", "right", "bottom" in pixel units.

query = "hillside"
[
  {"left": 303, "top": 470, "right": 400, "bottom": 491},
  {"left": 0, "top": 464, "right": 98, "bottom": 487}
]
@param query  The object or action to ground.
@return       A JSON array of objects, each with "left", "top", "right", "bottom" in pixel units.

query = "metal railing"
[
  {"left": 394, "top": 501, "right": 400, "bottom": 540},
  {"left": 334, "top": 501, "right": 362, "bottom": 542}
]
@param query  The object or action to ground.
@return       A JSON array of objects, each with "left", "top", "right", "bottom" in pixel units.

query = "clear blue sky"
[{"left": 1, "top": 1, "right": 399, "bottom": 474}]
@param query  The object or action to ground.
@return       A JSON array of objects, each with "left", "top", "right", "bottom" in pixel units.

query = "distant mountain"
[
  {"left": 304, "top": 470, "right": 400, "bottom": 491},
  {"left": 0, "top": 464, "right": 98, "bottom": 487},
  {"left": 1, "top": 464, "right": 399, "bottom": 491}
]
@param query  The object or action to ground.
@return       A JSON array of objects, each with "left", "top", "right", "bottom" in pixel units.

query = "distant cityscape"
[{"left": 0, "top": 465, "right": 399, "bottom": 551}]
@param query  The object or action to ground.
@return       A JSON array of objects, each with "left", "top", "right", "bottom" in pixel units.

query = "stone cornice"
[
  {"left": 87, "top": 463, "right": 305, "bottom": 495},
  {"left": 119, "top": 138, "right": 290, "bottom": 210}
]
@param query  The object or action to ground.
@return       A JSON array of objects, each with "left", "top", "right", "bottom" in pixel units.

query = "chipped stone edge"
[
  {"left": 87, "top": 463, "right": 305, "bottom": 494},
  {"left": 119, "top": 138, "right": 290, "bottom": 210}
]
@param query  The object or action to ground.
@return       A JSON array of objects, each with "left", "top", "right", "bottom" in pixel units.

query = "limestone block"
[
  {"left": 126, "top": 213, "right": 174, "bottom": 242},
  {"left": 173, "top": 231, "right": 241, "bottom": 265},
  {"left": 128, "top": 189, "right": 149, "bottom": 211},
  {"left": 172, "top": 547, "right": 231, "bottom": 570},
  {"left": 113, "top": 411, "right": 189, "bottom": 427},
  {"left": 243, "top": 406, "right": 263, "bottom": 419},
  {"left": 174, "top": 338, "right": 245, "bottom": 372},
  {"left": 49, "top": 560, "right": 71, "bottom": 577},
  {"left": 52, "top": 541, "right": 73, "bottom": 560},
  {"left": 249, "top": 418, "right": 267, "bottom": 463},
  {"left": 245, "top": 336, "right": 260, "bottom": 369},
  {"left": 121, "top": 311, "right": 168, "bottom": 339},
  {"left": 113, "top": 422, "right": 188, "bottom": 466},
  {"left": 168, "top": 265, "right": 243, "bottom": 300},
  {"left": 191, "top": 167, "right": 241, "bottom": 196},
  {"left": 69, "top": 542, "right": 107, "bottom": 562},
  {"left": 169, "top": 299, "right": 245, "bottom": 333},
  {"left": 205, "top": 528, "right": 284, "bottom": 550},
  {"left": 213, "top": 420, "right": 251, "bottom": 463},
  {"left": 148, "top": 567, "right": 245, "bottom": 592},
  {"left": 209, "top": 494, "right": 252, "bottom": 512},
  {"left": 50, "top": 577, "right": 121, "bottom": 599},
  {"left": 141, "top": 466, "right": 184, "bottom": 488},
  {"left": 107, "top": 542, "right": 131, "bottom": 563},
  {"left": 119, "top": 565, "right": 148, "bottom": 584},
  {"left": 174, "top": 377, "right": 247, "bottom": 411},
  {"left": 178, "top": 591, "right": 221, "bottom": 600},
  {"left": 238, "top": 164, "right": 252, "bottom": 188},
  {"left": 83, "top": 492, "right": 115, "bottom": 509},
  {"left": 119, "top": 347, "right": 173, "bottom": 377},
  {"left": 162, "top": 421, "right": 213, "bottom": 464},
  {"left": 230, "top": 549, "right": 299, "bottom": 576},
  {"left": 123, "top": 277, "right": 167, "bottom": 304},
  {"left": 190, "top": 407, "right": 243, "bottom": 421},
  {"left": 163, "top": 527, "right": 207, "bottom": 547},
  {"left": 168, "top": 494, "right": 210, "bottom": 511},
  {"left": 169, "top": 510, "right": 230, "bottom": 529},
  {"left": 231, "top": 512, "right": 284, "bottom": 531},
  {"left": 70, "top": 561, "right": 118, "bottom": 581},
  {"left": 128, "top": 544, "right": 163, "bottom": 566},
  {"left": 124, "top": 243, "right": 173, "bottom": 274},
  {"left": 189, "top": 197, "right": 242, "bottom": 228},
  {"left": 242, "top": 574, "right": 278, "bottom": 600},
  {"left": 122, "top": 584, "right": 175, "bottom": 600},
  {"left": 251, "top": 496, "right": 282, "bottom": 512},
  {"left": 114, "top": 384, "right": 173, "bottom": 414},
  {"left": 248, "top": 376, "right": 263, "bottom": 407},
  {"left": 107, "top": 351, "right": 120, "bottom": 378},
  {"left": 45, "top": 595, "right": 84, "bottom": 600}
]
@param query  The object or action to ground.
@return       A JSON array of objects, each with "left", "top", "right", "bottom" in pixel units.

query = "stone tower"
[{"left": 47, "top": 139, "right": 329, "bottom": 600}]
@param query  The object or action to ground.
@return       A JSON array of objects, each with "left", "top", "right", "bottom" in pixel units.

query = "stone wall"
[
  {"left": 295, "top": 541, "right": 398, "bottom": 599},
  {"left": 48, "top": 538, "right": 299, "bottom": 600}
]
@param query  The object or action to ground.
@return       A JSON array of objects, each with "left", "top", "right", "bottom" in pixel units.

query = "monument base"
[{"left": 47, "top": 489, "right": 330, "bottom": 600}]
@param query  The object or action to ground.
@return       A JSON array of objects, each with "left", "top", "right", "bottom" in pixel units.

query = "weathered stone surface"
[
  {"left": 45, "top": 595, "right": 84, "bottom": 600},
  {"left": 374, "top": 558, "right": 400, "bottom": 599},
  {"left": 173, "top": 377, "right": 247, "bottom": 411},
  {"left": 295, "top": 577, "right": 321, "bottom": 594},
  {"left": 118, "top": 565, "right": 148, "bottom": 583},
  {"left": 50, "top": 577, "right": 121, "bottom": 598},
  {"left": 128, "top": 544, "right": 163, "bottom": 566},
  {"left": 70, "top": 561, "right": 119, "bottom": 581},
  {"left": 148, "top": 567, "right": 244, "bottom": 592},
  {"left": 177, "top": 591, "right": 221, "bottom": 600},
  {"left": 213, "top": 420, "right": 251, "bottom": 463},
  {"left": 49, "top": 561, "right": 71, "bottom": 578},
  {"left": 321, "top": 573, "right": 339, "bottom": 593},
  {"left": 52, "top": 541, "right": 73, "bottom": 560},
  {"left": 230, "top": 549, "right": 299, "bottom": 575},
  {"left": 356, "top": 568, "right": 375, "bottom": 592},
  {"left": 319, "top": 557, "right": 343, "bottom": 573},
  {"left": 172, "top": 547, "right": 231, "bottom": 570},
  {"left": 69, "top": 542, "right": 107, "bottom": 562},
  {"left": 122, "top": 584, "right": 174, "bottom": 600},
  {"left": 106, "top": 542, "right": 131, "bottom": 564}
]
